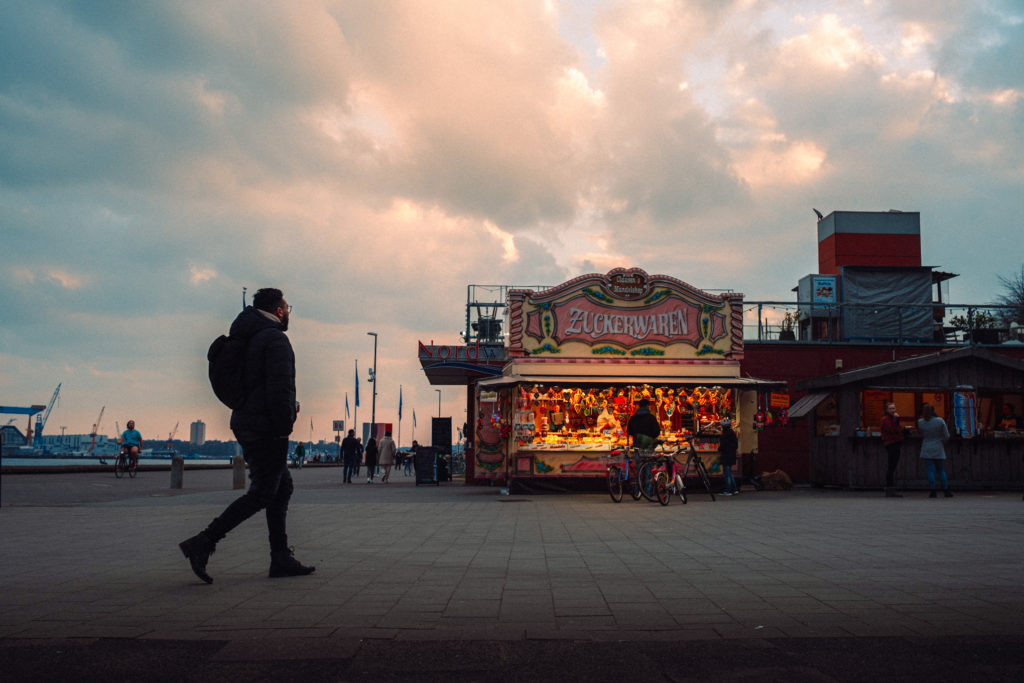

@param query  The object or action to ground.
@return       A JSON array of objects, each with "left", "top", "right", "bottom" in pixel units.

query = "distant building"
[{"left": 189, "top": 420, "right": 206, "bottom": 446}]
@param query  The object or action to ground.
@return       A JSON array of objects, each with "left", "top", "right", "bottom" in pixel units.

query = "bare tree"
[{"left": 996, "top": 266, "right": 1024, "bottom": 325}]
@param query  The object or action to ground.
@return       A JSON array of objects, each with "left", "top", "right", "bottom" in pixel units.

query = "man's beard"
[{"left": 280, "top": 313, "right": 289, "bottom": 331}]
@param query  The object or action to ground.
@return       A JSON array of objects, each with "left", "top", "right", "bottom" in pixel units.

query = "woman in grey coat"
[{"left": 917, "top": 403, "right": 952, "bottom": 498}]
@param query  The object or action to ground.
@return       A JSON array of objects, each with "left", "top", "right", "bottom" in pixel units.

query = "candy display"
[{"left": 499, "top": 382, "right": 736, "bottom": 453}]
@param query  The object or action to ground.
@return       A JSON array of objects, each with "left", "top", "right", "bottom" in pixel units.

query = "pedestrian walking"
[
  {"left": 364, "top": 436, "right": 378, "bottom": 483},
  {"left": 341, "top": 429, "right": 361, "bottom": 483},
  {"left": 918, "top": 403, "right": 952, "bottom": 498},
  {"left": 880, "top": 402, "right": 904, "bottom": 496},
  {"left": 179, "top": 287, "right": 314, "bottom": 583},
  {"left": 378, "top": 430, "right": 397, "bottom": 483},
  {"left": 718, "top": 418, "right": 740, "bottom": 495}
]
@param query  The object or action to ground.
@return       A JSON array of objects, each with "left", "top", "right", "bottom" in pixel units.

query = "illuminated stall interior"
[{"left": 505, "top": 383, "right": 735, "bottom": 449}]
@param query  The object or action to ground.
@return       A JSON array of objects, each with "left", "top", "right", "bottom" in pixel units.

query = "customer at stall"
[
  {"left": 718, "top": 418, "right": 740, "bottom": 496},
  {"left": 918, "top": 403, "right": 952, "bottom": 498},
  {"left": 879, "top": 402, "right": 904, "bottom": 497},
  {"left": 626, "top": 398, "right": 660, "bottom": 449}
]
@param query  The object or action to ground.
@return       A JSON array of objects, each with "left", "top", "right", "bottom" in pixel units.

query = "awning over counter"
[
  {"left": 476, "top": 374, "right": 787, "bottom": 390},
  {"left": 786, "top": 392, "right": 832, "bottom": 419}
]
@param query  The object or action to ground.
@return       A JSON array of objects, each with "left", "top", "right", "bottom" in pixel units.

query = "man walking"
[
  {"left": 341, "top": 428, "right": 361, "bottom": 483},
  {"left": 179, "top": 288, "right": 315, "bottom": 583}
]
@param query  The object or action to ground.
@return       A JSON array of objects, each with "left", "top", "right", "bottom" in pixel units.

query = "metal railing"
[
  {"left": 464, "top": 284, "right": 551, "bottom": 345},
  {"left": 742, "top": 301, "right": 1022, "bottom": 345}
]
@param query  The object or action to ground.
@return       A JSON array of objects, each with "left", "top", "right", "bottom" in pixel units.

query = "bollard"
[
  {"left": 232, "top": 454, "right": 246, "bottom": 489},
  {"left": 170, "top": 456, "right": 184, "bottom": 489}
]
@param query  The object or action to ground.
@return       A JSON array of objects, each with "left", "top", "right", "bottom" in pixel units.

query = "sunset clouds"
[{"left": 2, "top": 0, "right": 1021, "bottom": 440}]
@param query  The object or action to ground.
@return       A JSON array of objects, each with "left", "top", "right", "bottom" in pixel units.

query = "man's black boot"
[
  {"left": 269, "top": 547, "right": 316, "bottom": 578},
  {"left": 179, "top": 533, "right": 216, "bottom": 584}
]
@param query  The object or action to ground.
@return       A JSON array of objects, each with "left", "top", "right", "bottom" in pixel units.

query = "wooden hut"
[{"left": 789, "top": 346, "right": 1024, "bottom": 490}]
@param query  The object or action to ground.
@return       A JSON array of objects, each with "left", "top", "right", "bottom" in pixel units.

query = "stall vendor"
[
  {"left": 997, "top": 403, "right": 1019, "bottom": 431},
  {"left": 596, "top": 405, "right": 621, "bottom": 432},
  {"left": 550, "top": 403, "right": 567, "bottom": 431}
]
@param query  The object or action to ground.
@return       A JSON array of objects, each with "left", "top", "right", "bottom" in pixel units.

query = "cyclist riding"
[{"left": 119, "top": 419, "right": 143, "bottom": 469}]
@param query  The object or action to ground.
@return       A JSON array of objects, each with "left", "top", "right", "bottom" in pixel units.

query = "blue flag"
[
  {"left": 345, "top": 393, "right": 350, "bottom": 419},
  {"left": 355, "top": 360, "right": 360, "bottom": 407},
  {"left": 413, "top": 410, "right": 417, "bottom": 428},
  {"left": 398, "top": 386, "right": 403, "bottom": 421}
]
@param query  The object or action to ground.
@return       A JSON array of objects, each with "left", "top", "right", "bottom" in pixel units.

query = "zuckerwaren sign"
[{"left": 509, "top": 268, "right": 743, "bottom": 360}]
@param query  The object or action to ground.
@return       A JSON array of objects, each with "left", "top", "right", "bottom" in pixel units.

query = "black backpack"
[{"left": 208, "top": 334, "right": 248, "bottom": 409}]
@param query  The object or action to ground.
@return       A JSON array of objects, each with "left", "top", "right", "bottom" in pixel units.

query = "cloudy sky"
[{"left": 2, "top": 0, "right": 1022, "bottom": 444}]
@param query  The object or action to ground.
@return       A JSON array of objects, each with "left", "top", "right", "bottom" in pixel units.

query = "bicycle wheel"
[
  {"left": 607, "top": 466, "right": 623, "bottom": 503},
  {"left": 637, "top": 460, "right": 657, "bottom": 501},
  {"left": 655, "top": 472, "right": 670, "bottom": 506},
  {"left": 675, "top": 473, "right": 688, "bottom": 504},
  {"left": 698, "top": 462, "right": 716, "bottom": 501},
  {"left": 114, "top": 455, "right": 125, "bottom": 478},
  {"left": 629, "top": 463, "right": 643, "bottom": 500}
]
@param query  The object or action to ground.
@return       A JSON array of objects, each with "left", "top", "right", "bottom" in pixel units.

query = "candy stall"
[{"left": 471, "top": 268, "right": 781, "bottom": 483}]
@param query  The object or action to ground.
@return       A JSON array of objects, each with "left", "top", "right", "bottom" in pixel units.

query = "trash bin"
[{"left": 414, "top": 446, "right": 439, "bottom": 486}]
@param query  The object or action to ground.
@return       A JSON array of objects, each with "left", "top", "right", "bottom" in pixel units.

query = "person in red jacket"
[{"left": 880, "top": 402, "right": 904, "bottom": 497}]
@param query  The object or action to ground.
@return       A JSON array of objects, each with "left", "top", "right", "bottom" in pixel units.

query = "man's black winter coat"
[{"left": 227, "top": 306, "right": 296, "bottom": 439}]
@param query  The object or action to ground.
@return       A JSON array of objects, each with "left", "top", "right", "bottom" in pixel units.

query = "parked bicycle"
[
  {"left": 652, "top": 449, "right": 687, "bottom": 506},
  {"left": 114, "top": 446, "right": 137, "bottom": 479},
  {"left": 635, "top": 448, "right": 666, "bottom": 502},
  {"left": 680, "top": 442, "right": 715, "bottom": 501},
  {"left": 606, "top": 447, "right": 643, "bottom": 503}
]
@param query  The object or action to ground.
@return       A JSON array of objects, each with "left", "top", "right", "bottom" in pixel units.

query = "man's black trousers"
[{"left": 204, "top": 436, "right": 293, "bottom": 553}]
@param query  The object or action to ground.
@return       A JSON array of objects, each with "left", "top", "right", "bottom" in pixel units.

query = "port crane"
[
  {"left": 167, "top": 421, "right": 179, "bottom": 449},
  {"left": 87, "top": 406, "right": 105, "bottom": 456},
  {"left": 0, "top": 404, "right": 44, "bottom": 444},
  {"left": 32, "top": 383, "right": 61, "bottom": 449}
]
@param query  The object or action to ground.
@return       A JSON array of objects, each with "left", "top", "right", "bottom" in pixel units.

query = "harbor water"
[{"left": 2, "top": 457, "right": 232, "bottom": 468}]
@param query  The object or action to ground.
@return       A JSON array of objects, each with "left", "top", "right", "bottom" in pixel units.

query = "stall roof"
[
  {"left": 787, "top": 392, "right": 832, "bottom": 419},
  {"left": 477, "top": 374, "right": 786, "bottom": 390},
  {"left": 420, "top": 361, "right": 504, "bottom": 386},
  {"left": 796, "top": 346, "right": 1024, "bottom": 392}
]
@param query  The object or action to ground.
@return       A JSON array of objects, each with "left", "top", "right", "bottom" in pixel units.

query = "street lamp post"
[
  {"left": 367, "top": 332, "right": 378, "bottom": 437},
  {"left": 435, "top": 389, "right": 441, "bottom": 418}
]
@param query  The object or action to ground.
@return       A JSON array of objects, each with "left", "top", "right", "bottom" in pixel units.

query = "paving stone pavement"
[{"left": 1, "top": 466, "right": 1022, "bottom": 681}]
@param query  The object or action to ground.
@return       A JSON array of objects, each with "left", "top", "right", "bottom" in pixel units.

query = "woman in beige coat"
[{"left": 377, "top": 431, "right": 397, "bottom": 483}]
